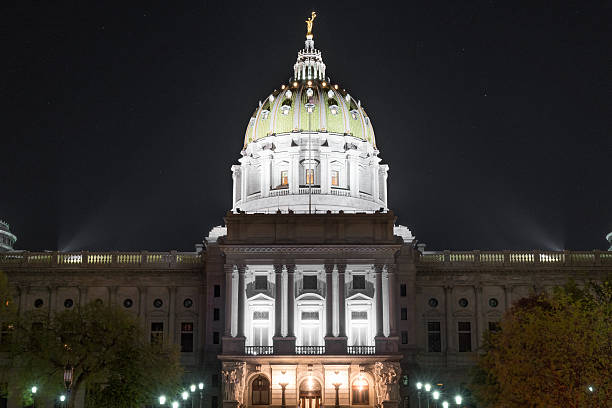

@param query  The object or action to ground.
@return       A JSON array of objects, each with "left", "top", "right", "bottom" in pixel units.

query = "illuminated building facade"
[{"left": 1, "top": 16, "right": 611, "bottom": 408}]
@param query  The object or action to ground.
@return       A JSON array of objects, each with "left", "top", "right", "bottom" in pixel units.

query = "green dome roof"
[{"left": 243, "top": 80, "right": 377, "bottom": 149}]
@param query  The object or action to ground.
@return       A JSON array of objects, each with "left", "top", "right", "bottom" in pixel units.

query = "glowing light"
[
  {"left": 278, "top": 370, "right": 289, "bottom": 386},
  {"left": 334, "top": 84, "right": 338, "bottom": 89},
  {"left": 172, "top": 402, "right": 179, "bottom": 408},
  {"left": 190, "top": 384, "right": 196, "bottom": 392},
  {"left": 60, "top": 395, "right": 66, "bottom": 402},
  {"left": 327, "top": 90, "right": 334, "bottom": 98},
  {"left": 442, "top": 402, "right": 449, "bottom": 408},
  {"left": 345, "top": 93, "right": 351, "bottom": 102},
  {"left": 306, "top": 88, "right": 314, "bottom": 97},
  {"left": 354, "top": 375, "right": 368, "bottom": 392},
  {"left": 31, "top": 386, "right": 37, "bottom": 394},
  {"left": 455, "top": 395, "right": 463, "bottom": 405},
  {"left": 322, "top": 81, "right": 327, "bottom": 87},
  {"left": 588, "top": 385, "right": 594, "bottom": 392},
  {"left": 293, "top": 82, "right": 298, "bottom": 87},
  {"left": 198, "top": 382, "right": 204, "bottom": 390},
  {"left": 159, "top": 395, "right": 167, "bottom": 405},
  {"left": 281, "top": 84, "right": 286, "bottom": 89},
  {"left": 181, "top": 391, "right": 189, "bottom": 400},
  {"left": 433, "top": 391, "right": 440, "bottom": 400},
  {"left": 416, "top": 382, "right": 423, "bottom": 390},
  {"left": 424, "top": 383, "right": 431, "bottom": 392},
  {"left": 269, "top": 95, "right": 274, "bottom": 102},
  {"left": 285, "top": 90, "right": 292, "bottom": 98},
  {"left": 307, "top": 80, "right": 312, "bottom": 86}
]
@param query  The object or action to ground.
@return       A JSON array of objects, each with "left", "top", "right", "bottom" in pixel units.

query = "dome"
[{"left": 231, "top": 17, "right": 389, "bottom": 214}]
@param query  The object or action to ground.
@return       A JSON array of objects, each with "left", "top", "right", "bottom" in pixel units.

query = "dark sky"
[{"left": 2, "top": 1, "right": 610, "bottom": 252}]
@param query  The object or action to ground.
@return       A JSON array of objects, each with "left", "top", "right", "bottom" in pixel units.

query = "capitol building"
[{"left": 1, "top": 15, "right": 611, "bottom": 408}]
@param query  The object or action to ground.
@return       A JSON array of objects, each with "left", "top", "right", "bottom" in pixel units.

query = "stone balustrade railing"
[
  {"left": 419, "top": 250, "right": 612, "bottom": 266},
  {"left": 0, "top": 251, "right": 202, "bottom": 268}
]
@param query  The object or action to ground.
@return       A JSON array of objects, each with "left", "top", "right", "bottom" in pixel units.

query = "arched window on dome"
[
  {"left": 251, "top": 375, "right": 270, "bottom": 405},
  {"left": 351, "top": 376, "right": 369, "bottom": 405}
]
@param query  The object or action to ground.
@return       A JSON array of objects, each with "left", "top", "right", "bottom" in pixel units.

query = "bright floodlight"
[
  {"left": 424, "top": 383, "right": 432, "bottom": 392},
  {"left": 433, "top": 391, "right": 440, "bottom": 400},
  {"left": 588, "top": 385, "right": 594, "bottom": 392},
  {"left": 442, "top": 402, "right": 449, "bottom": 408},
  {"left": 31, "top": 386, "right": 37, "bottom": 394},
  {"left": 455, "top": 395, "right": 463, "bottom": 405},
  {"left": 159, "top": 395, "right": 166, "bottom": 404},
  {"left": 190, "top": 384, "right": 196, "bottom": 392},
  {"left": 181, "top": 390, "right": 189, "bottom": 400},
  {"left": 172, "top": 402, "right": 179, "bottom": 408},
  {"left": 198, "top": 382, "right": 204, "bottom": 390},
  {"left": 60, "top": 395, "right": 66, "bottom": 402},
  {"left": 416, "top": 382, "right": 423, "bottom": 390}
]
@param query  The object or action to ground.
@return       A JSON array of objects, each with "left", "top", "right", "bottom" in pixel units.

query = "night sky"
[{"left": 2, "top": 1, "right": 610, "bottom": 252}]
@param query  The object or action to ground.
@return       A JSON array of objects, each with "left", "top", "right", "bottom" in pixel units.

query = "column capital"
[
  {"left": 236, "top": 264, "right": 246, "bottom": 274},
  {"left": 374, "top": 264, "right": 384, "bottom": 274},
  {"left": 336, "top": 263, "right": 346, "bottom": 274},
  {"left": 324, "top": 262, "right": 334, "bottom": 274},
  {"left": 273, "top": 263, "right": 283, "bottom": 274},
  {"left": 285, "top": 264, "right": 296, "bottom": 274}
]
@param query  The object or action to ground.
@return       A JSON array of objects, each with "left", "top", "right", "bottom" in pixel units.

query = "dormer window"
[
  {"left": 329, "top": 105, "right": 339, "bottom": 115},
  {"left": 306, "top": 169, "right": 314, "bottom": 185},
  {"left": 281, "top": 105, "right": 290, "bottom": 115},
  {"left": 350, "top": 110, "right": 359, "bottom": 120},
  {"left": 261, "top": 110, "right": 270, "bottom": 120},
  {"left": 281, "top": 170, "right": 288, "bottom": 186},
  {"left": 331, "top": 170, "right": 339, "bottom": 187}
]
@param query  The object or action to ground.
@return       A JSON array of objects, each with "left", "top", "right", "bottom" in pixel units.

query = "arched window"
[
  {"left": 252, "top": 375, "right": 270, "bottom": 405},
  {"left": 351, "top": 376, "right": 369, "bottom": 405}
]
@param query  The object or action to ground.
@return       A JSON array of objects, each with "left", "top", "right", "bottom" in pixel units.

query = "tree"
[
  {"left": 470, "top": 279, "right": 612, "bottom": 407},
  {"left": 5, "top": 301, "right": 183, "bottom": 408}
]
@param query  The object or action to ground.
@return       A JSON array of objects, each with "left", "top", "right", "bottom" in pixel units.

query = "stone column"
[
  {"left": 321, "top": 154, "right": 330, "bottom": 194},
  {"left": 274, "top": 264, "right": 283, "bottom": 337},
  {"left": 168, "top": 286, "right": 177, "bottom": 344},
  {"left": 240, "top": 160, "right": 248, "bottom": 204},
  {"left": 325, "top": 263, "right": 334, "bottom": 337},
  {"left": 348, "top": 152, "right": 359, "bottom": 198},
  {"left": 387, "top": 265, "right": 398, "bottom": 337},
  {"left": 374, "top": 264, "right": 384, "bottom": 337},
  {"left": 261, "top": 153, "right": 271, "bottom": 197},
  {"left": 290, "top": 154, "right": 299, "bottom": 194},
  {"left": 337, "top": 264, "right": 347, "bottom": 337},
  {"left": 286, "top": 264, "right": 296, "bottom": 337},
  {"left": 475, "top": 285, "right": 484, "bottom": 348},
  {"left": 237, "top": 264, "right": 246, "bottom": 338},
  {"left": 224, "top": 264, "right": 233, "bottom": 337},
  {"left": 444, "top": 285, "right": 454, "bottom": 352}
]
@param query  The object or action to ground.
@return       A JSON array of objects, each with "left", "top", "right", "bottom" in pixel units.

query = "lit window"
[
  {"left": 331, "top": 170, "right": 339, "bottom": 186},
  {"left": 281, "top": 170, "right": 288, "bottom": 186},
  {"left": 252, "top": 311, "right": 270, "bottom": 346},
  {"left": 352, "top": 377, "right": 369, "bottom": 405},
  {"left": 306, "top": 169, "right": 314, "bottom": 185},
  {"left": 180, "top": 322, "right": 193, "bottom": 353}
]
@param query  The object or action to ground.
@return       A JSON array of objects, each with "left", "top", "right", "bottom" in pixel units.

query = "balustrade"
[
  {"left": 347, "top": 345, "right": 375, "bottom": 355},
  {"left": 245, "top": 346, "right": 273, "bottom": 355},
  {"left": 295, "top": 345, "right": 325, "bottom": 355}
]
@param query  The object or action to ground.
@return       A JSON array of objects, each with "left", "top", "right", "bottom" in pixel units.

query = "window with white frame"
[
  {"left": 331, "top": 170, "right": 339, "bottom": 186},
  {"left": 280, "top": 170, "right": 288, "bottom": 186},
  {"left": 252, "top": 311, "right": 270, "bottom": 347},
  {"left": 299, "top": 310, "right": 320, "bottom": 346},
  {"left": 350, "top": 310, "right": 369, "bottom": 346}
]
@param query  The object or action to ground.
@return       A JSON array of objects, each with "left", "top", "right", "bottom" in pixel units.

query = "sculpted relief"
[
  {"left": 373, "top": 361, "right": 401, "bottom": 405},
  {"left": 222, "top": 362, "right": 247, "bottom": 405}
]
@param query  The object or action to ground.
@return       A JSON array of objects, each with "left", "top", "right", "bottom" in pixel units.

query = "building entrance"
[{"left": 299, "top": 379, "right": 322, "bottom": 408}]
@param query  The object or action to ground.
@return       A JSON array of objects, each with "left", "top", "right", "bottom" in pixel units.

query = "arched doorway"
[
  {"left": 251, "top": 375, "right": 270, "bottom": 405},
  {"left": 299, "top": 378, "right": 321, "bottom": 408}
]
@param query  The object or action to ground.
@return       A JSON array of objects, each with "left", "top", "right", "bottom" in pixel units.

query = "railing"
[
  {"left": 298, "top": 187, "right": 321, "bottom": 195},
  {"left": 270, "top": 188, "right": 290, "bottom": 196},
  {"left": 418, "top": 250, "right": 612, "bottom": 266},
  {"left": 296, "top": 346, "right": 325, "bottom": 355},
  {"left": 245, "top": 346, "right": 273, "bottom": 355},
  {"left": 0, "top": 251, "right": 202, "bottom": 268},
  {"left": 330, "top": 188, "right": 350, "bottom": 196},
  {"left": 347, "top": 345, "right": 375, "bottom": 355}
]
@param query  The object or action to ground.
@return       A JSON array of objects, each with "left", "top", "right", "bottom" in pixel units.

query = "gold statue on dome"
[{"left": 305, "top": 11, "right": 317, "bottom": 39}]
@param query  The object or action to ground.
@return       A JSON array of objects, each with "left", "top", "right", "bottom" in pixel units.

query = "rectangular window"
[
  {"left": 306, "top": 168, "right": 314, "bottom": 184},
  {"left": 351, "top": 325, "right": 368, "bottom": 346},
  {"left": 331, "top": 170, "right": 339, "bottom": 186},
  {"left": 301, "top": 326, "right": 320, "bottom": 346},
  {"left": 401, "top": 331, "right": 408, "bottom": 344},
  {"left": 301, "top": 311, "right": 319, "bottom": 320},
  {"left": 180, "top": 322, "right": 194, "bottom": 353},
  {"left": 281, "top": 170, "right": 288, "bottom": 186},
  {"left": 252, "top": 326, "right": 269, "bottom": 346},
  {"left": 254, "top": 275, "right": 268, "bottom": 290},
  {"left": 400, "top": 307, "right": 407, "bottom": 320},
  {"left": 151, "top": 322, "right": 164, "bottom": 344},
  {"left": 351, "top": 311, "right": 368, "bottom": 320},
  {"left": 213, "top": 331, "right": 220, "bottom": 344},
  {"left": 488, "top": 321, "right": 500, "bottom": 332},
  {"left": 353, "top": 275, "right": 366, "bottom": 289},
  {"left": 458, "top": 322, "right": 472, "bottom": 352},
  {"left": 400, "top": 284, "right": 407, "bottom": 297},
  {"left": 427, "top": 321, "right": 441, "bottom": 352},
  {"left": 213, "top": 308, "right": 220, "bottom": 321},
  {"left": 303, "top": 275, "right": 318, "bottom": 290},
  {"left": 213, "top": 284, "right": 221, "bottom": 297},
  {"left": 253, "top": 311, "right": 270, "bottom": 320}
]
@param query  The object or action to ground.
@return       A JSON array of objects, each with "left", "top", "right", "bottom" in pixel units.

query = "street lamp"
[
  {"left": 198, "top": 382, "right": 204, "bottom": 408},
  {"left": 181, "top": 391, "right": 189, "bottom": 401},
  {"left": 455, "top": 395, "right": 462, "bottom": 406},
  {"left": 424, "top": 384, "right": 431, "bottom": 408},
  {"left": 159, "top": 395, "right": 167, "bottom": 405},
  {"left": 278, "top": 371, "right": 289, "bottom": 408},
  {"left": 432, "top": 390, "right": 440, "bottom": 408},
  {"left": 171, "top": 402, "right": 179, "bottom": 408},
  {"left": 332, "top": 371, "right": 342, "bottom": 408},
  {"left": 442, "top": 402, "right": 449, "bottom": 408},
  {"left": 31, "top": 386, "right": 37, "bottom": 408},
  {"left": 416, "top": 382, "right": 423, "bottom": 408},
  {"left": 59, "top": 394, "right": 66, "bottom": 407},
  {"left": 588, "top": 385, "right": 594, "bottom": 393}
]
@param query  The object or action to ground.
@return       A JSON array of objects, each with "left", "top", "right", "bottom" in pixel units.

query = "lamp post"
[
  {"left": 159, "top": 395, "right": 167, "bottom": 405},
  {"left": 442, "top": 402, "right": 449, "bottom": 408},
  {"left": 59, "top": 394, "right": 66, "bottom": 408},
  {"left": 31, "top": 386, "right": 37, "bottom": 408},
  {"left": 454, "top": 395, "right": 462, "bottom": 407},
  {"left": 64, "top": 363, "right": 74, "bottom": 407},
  {"left": 198, "top": 382, "right": 204, "bottom": 408},
  {"left": 332, "top": 371, "right": 342, "bottom": 408},
  {"left": 171, "top": 402, "right": 179, "bottom": 408},
  {"left": 278, "top": 371, "right": 289, "bottom": 408},
  {"left": 432, "top": 390, "right": 440, "bottom": 408},
  {"left": 424, "top": 384, "right": 431, "bottom": 408},
  {"left": 416, "top": 382, "right": 423, "bottom": 408}
]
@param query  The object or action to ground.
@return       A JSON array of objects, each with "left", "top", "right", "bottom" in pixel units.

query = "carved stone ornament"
[
  {"left": 373, "top": 361, "right": 401, "bottom": 405},
  {"left": 222, "top": 362, "right": 247, "bottom": 405}
]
